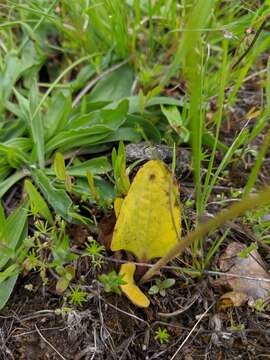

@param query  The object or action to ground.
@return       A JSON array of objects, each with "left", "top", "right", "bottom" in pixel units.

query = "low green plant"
[
  {"left": 98, "top": 271, "right": 126, "bottom": 295},
  {"left": 244, "top": 207, "right": 270, "bottom": 243},
  {"left": 22, "top": 216, "right": 78, "bottom": 292},
  {"left": 148, "top": 278, "right": 175, "bottom": 297},
  {"left": 111, "top": 141, "right": 130, "bottom": 196},
  {"left": 154, "top": 327, "right": 170, "bottom": 344},
  {"left": 56, "top": 265, "right": 76, "bottom": 293},
  {"left": 68, "top": 286, "right": 88, "bottom": 307},
  {"left": 84, "top": 237, "right": 105, "bottom": 270},
  {"left": 54, "top": 307, "right": 72, "bottom": 316},
  {"left": 229, "top": 321, "right": 245, "bottom": 333},
  {"left": 252, "top": 298, "right": 266, "bottom": 312}
]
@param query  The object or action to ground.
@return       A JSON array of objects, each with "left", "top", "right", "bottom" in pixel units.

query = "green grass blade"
[
  {"left": 163, "top": 0, "right": 215, "bottom": 85},
  {"left": 202, "top": 39, "right": 229, "bottom": 208},
  {"left": 244, "top": 127, "right": 270, "bottom": 197}
]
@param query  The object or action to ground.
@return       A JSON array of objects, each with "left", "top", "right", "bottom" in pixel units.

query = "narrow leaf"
[
  {"left": 53, "top": 152, "right": 66, "bottom": 181},
  {"left": 0, "top": 274, "right": 18, "bottom": 310},
  {"left": 32, "top": 169, "right": 73, "bottom": 221},
  {"left": 24, "top": 179, "right": 54, "bottom": 225}
]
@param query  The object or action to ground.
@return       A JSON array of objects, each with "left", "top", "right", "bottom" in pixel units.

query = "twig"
[
  {"left": 74, "top": 328, "right": 99, "bottom": 360},
  {"left": 20, "top": 310, "right": 55, "bottom": 322},
  {"left": 170, "top": 304, "right": 214, "bottom": 360},
  {"left": 72, "top": 59, "right": 130, "bottom": 108},
  {"left": 35, "top": 325, "right": 67, "bottom": 360},
  {"left": 13, "top": 326, "right": 67, "bottom": 338},
  {"left": 232, "top": 15, "right": 270, "bottom": 70},
  {"left": 157, "top": 294, "right": 200, "bottom": 318},
  {"left": 105, "top": 301, "right": 149, "bottom": 326},
  {"left": 204, "top": 270, "right": 270, "bottom": 283},
  {"left": 101, "top": 256, "right": 192, "bottom": 274}
]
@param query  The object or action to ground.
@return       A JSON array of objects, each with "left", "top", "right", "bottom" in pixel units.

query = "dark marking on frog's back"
[{"left": 149, "top": 173, "right": 156, "bottom": 181}]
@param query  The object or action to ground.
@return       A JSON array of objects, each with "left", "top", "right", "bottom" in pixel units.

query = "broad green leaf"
[
  {"left": 46, "top": 100, "right": 129, "bottom": 154},
  {"left": 125, "top": 115, "right": 161, "bottom": 143},
  {"left": 98, "top": 127, "right": 141, "bottom": 144},
  {"left": 111, "top": 160, "right": 181, "bottom": 261},
  {"left": 148, "top": 285, "right": 159, "bottom": 295},
  {"left": 0, "top": 202, "right": 28, "bottom": 270},
  {"left": 0, "top": 243, "right": 15, "bottom": 259},
  {"left": 162, "top": 278, "right": 176, "bottom": 289},
  {"left": 13, "top": 88, "right": 31, "bottom": 123},
  {"left": 20, "top": 40, "right": 42, "bottom": 71},
  {"left": 0, "top": 143, "right": 29, "bottom": 168},
  {"left": 161, "top": 105, "right": 189, "bottom": 142},
  {"left": 0, "top": 169, "right": 30, "bottom": 199},
  {"left": 5, "top": 100, "right": 28, "bottom": 120},
  {"left": 128, "top": 96, "right": 184, "bottom": 114},
  {"left": 69, "top": 64, "right": 96, "bottom": 91},
  {"left": 56, "top": 265, "right": 75, "bottom": 293},
  {"left": 47, "top": 156, "right": 111, "bottom": 177},
  {"left": 0, "top": 264, "right": 19, "bottom": 283},
  {"left": 44, "top": 91, "right": 71, "bottom": 140},
  {"left": 24, "top": 179, "right": 54, "bottom": 225},
  {"left": 0, "top": 118, "right": 26, "bottom": 142},
  {"left": 31, "top": 169, "right": 73, "bottom": 221},
  {"left": 0, "top": 52, "right": 34, "bottom": 116},
  {"left": 70, "top": 100, "right": 110, "bottom": 118},
  {"left": 161, "top": 105, "right": 182, "bottom": 132},
  {"left": 67, "top": 157, "right": 111, "bottom": 176},
  {"left": 5, "top": 137, "right": 32, "bottom": 152},
  {"left": 89, "top": 65, "right": 133, "bottom": 102},
  {"left": 56, "top": 276, "right": 70, "bottom": 294},
  {"left": 72, "top": 178, "right": 115, "bottom": 203},
  {"left": 0, "top": 274, "right": 18, "bottom": 310},
  {"left": 13, "top": 84, "right": 44, "bottom": 167},
  {"left": 45, "top": 127, "right": 110, "bottom": 154},
  {"left": 67, "top": 99, "right": 129, "bottom": 130}
]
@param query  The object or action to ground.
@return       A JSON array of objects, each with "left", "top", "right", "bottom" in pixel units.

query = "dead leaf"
[
  {"left": 98, "top": 213, "right": 116, "bottom": 250},
  {"left": 119, "top": 262, "right": 150, "bottom": 308},
  {"left": 218, "top": 291, "right": 248, "bottom": 309},
  {"left": 67, "top": 224, "right": 89, "bottom": 246},
  {"left": 111, "top": 160, "right": 181, "bottom": 261},
  {"left": 219, "top": 242, "right": 270, "bottom": 300}
]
